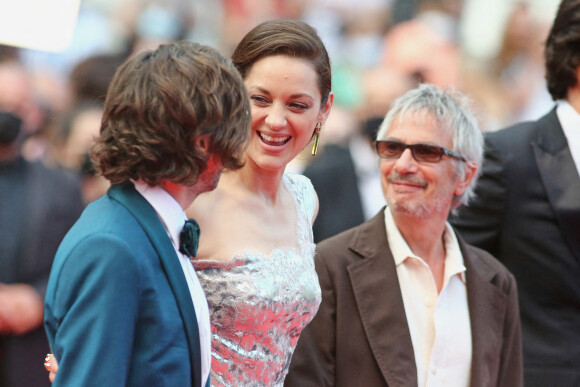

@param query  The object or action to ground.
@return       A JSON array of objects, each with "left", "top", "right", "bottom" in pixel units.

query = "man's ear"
[
  {"left": 455, "top": 160, "right": 478, "bottom": 196},
  {"left": 194, "top": 134, "right": 211, "bottom": 153}
]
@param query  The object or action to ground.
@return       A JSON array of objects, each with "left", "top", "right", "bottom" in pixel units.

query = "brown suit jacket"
[{"left": 286, "top": 208, "right": 523, "bottom": 387}]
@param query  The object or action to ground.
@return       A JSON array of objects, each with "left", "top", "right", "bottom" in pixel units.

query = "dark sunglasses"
[{"left": 375, "top": 140, "right": 466, "bottom": 163}]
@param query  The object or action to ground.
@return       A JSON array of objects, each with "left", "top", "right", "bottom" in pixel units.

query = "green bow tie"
[{"left": 179, "top": 218, "right": 200, "bottom": 258}]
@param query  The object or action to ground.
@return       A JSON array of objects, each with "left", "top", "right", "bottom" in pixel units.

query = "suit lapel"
[
  {"left": 532, "top": 109, "right": 580, "bottom": 259},
  {"left": 108, "top": 183, "right": 202, "bottom": 387},
  {"left": 346, "top": 211, "right": 418, "bottom": 386},
  {"left": 460, "top": 238, "right": 508, "bottom": 386}
]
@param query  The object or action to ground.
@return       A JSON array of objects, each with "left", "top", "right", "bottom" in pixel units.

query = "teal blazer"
[{"left": 45, "top": 183, "right": 204, "bottom": 387}]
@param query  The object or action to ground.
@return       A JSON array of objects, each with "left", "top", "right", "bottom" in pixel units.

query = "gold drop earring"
[{"left": 312, "top": 121, "right": 322, "bottom": 156}]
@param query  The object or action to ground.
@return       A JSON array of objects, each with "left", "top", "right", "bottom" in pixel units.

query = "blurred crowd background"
[
  {"left": 0, "top": 0, "right": 561, "bottom": 193},
  {"left": 0, "top": 1, "right": 563, "bottom": 385}
]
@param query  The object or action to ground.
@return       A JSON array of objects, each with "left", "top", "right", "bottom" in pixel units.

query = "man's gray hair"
[{"left": 376, "top": 83, "right": 484, "bottom": 207}]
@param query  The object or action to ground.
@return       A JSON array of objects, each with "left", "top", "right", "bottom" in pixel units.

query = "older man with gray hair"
[{"left": 286, "top": 83, "right": 523, "bottom": 387}]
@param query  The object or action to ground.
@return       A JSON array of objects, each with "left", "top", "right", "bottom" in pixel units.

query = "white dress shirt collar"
[
  {"left": 133, "top": 180, "right": 187, "bottom": 245},
  {"left": 384, "top": 207, "right": 466, "bottom": 284}
]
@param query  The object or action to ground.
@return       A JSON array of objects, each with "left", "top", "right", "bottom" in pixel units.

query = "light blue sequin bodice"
[{"left": 192, "top": 173, "right": 321, "bottom": 387}]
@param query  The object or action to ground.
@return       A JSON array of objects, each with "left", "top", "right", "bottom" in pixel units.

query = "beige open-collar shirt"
[{"left": 385, "top": 207, "right": 472, "bottom": 387}]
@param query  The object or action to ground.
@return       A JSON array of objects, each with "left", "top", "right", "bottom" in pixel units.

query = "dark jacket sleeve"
[{"left": 45, "top": 234, "right": 142, "bottom": 386}]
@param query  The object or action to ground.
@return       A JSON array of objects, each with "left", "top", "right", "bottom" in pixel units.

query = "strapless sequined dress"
[{"left": 192, "top": 173, "right": 321, "bottom": 387}]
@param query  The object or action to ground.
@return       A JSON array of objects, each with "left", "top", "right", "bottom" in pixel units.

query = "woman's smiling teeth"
[{"left": 258, "top": 131, "right": 291, "bottom": 146}]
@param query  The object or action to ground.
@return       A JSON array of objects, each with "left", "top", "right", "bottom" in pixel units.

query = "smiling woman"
[
  {"left": 185, "top": 19, "right": 333, "bottom": 387},
  {"left": 243, "top": 54, "right": 326, "bottom": 170}
]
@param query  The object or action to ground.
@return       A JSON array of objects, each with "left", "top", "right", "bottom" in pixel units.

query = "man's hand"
[{"left": 45, "top": 354, "right": 59, "bottom": 383}]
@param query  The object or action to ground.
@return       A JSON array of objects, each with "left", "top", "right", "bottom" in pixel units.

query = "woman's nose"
[{"left": 264, "top": 103, "right": 287, "bottom": 129}]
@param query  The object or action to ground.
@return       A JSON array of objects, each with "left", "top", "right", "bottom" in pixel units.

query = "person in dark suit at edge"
[
  {"left": 0, "top": 110, "right": 84, "bottom": 387},
  {"left": 450, "top": 0, "right": 580, "bottom": 385},
  {"left": 286, "top": 84, "right": 522, "bottom": 387}
]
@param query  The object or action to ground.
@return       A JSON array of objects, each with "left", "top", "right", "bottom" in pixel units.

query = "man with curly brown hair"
[{"left": 43, "top": 40, "right": 250, "bottom": 387}]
